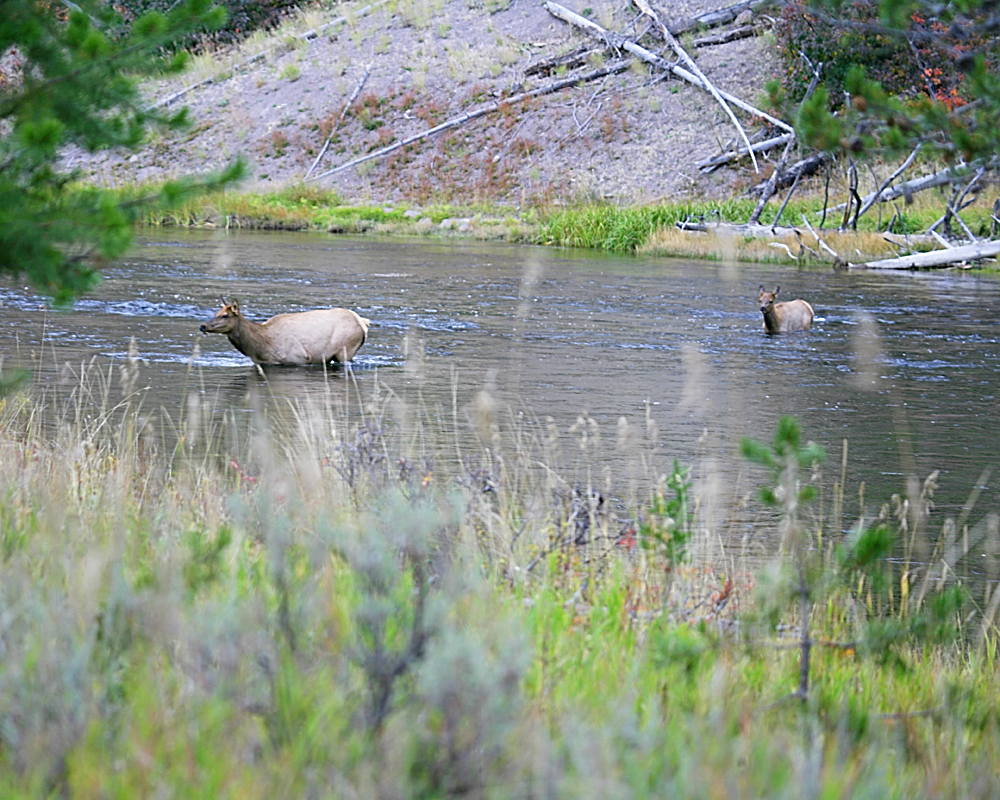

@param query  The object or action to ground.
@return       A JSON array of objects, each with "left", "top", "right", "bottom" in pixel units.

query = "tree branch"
[
  {"left": 304, "top": 61, "right": 373, "bottom": 180},
  {"left": 309, "top": 59, "right": 633, "bottom": 181},
  {"left": 633, "top": 0, "right": 759, "bottom": 171},
  {"left": 545, "top": 2, "right": 793, "bottom": 132}
]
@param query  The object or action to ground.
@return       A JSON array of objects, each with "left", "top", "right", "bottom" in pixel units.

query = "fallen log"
[
  {"left": 801, "top": 216, "right": 847, "bottom": 267},
  {"left": 748, "top": 137, "right": 795, "bottom": 224},
  {"left": 668, "top": 0, "right": 782, "bottom": 35},
  {"left": 823, "top": 161, "right": 995, "bottom": 215},
  {"left": 883, "top": 232, "right": 941, "bottom": 251},
  {"left": 853, "top": 144, "right": 921, "bottom": 221},
  {"left": 632, "top": 0, "right": 758, "bottom": 170},
  {"left": 305, "top": 61, "right": 373, "bottom": 180},
  {"left": 696, "top": 133, "right": 794, "bottom": 171},
  {"left": 850, "top": 239, "right": 1000, "bottom": 270},
  {"left": 674, "top": 221, "right": 800, "bottom": 239},
  {"left": 545, "top": 1, "right": 793, "bottom": 132},
  {"left": 523, "top": 45, "right": 605, "bottom": 78},
  {"left": 309, "top": 58, "right": 633, "bottom": 180},
  {"left": 748, "top": 152, "right": 828, "bottom": 194},
  {"left": 928, "top": 230, "right": 954, "bottom": 249},
  {"left": 692, "top": 25, "right": 758, "bottom": 47},
  {"left": 676, "top": 220, "right": 709, "bottom": 231}
]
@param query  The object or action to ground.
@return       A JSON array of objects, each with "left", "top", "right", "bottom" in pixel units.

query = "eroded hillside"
[{"left": 72, "top": 0, "right": 783, "bottom": 206}]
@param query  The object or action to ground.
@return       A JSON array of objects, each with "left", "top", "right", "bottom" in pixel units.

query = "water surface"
[{"left": 2, "top": 229, "right": 998, "bottom": 543}]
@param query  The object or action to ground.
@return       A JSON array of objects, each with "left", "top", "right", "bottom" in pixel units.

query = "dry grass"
[{"left": 640, "top": 223, "right": 933, "bottom": 264}]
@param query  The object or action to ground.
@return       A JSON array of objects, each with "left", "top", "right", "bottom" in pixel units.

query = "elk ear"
[
  {"left": 773, "top": 285, "right": 780, "bottom": 295},
  {"left": 758, "top": 284, "right": 765, "bottom": 293},
  {"left": 230, "top": 298, "right": 241, "bottom": 315}
]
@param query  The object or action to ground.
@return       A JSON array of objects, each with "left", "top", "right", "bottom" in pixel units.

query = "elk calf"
[
  {"left": 200, "top": 298, "right": 370, "bottom": 365},
  {"left": 758, "top": 285, "right": 814, "bottom": 334}
]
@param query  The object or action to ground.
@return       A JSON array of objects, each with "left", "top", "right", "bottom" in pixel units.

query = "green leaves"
[
  {"left": 744, "top": 416, "right": 970, "bottom": 672},
  {"left": 837, "top": 522, "right": 893, "bottom": 572},
  {"left": 741, "top": 415, "right": 826, "bottom": 508},
  {"left": 880, "top": 0, "right": 916, "bottom": 29},
  {"left": 18, "top": 117, "right": 65, "bottom": 153},
  {"left": 640, "top": 459, "right": 694, "bottom": 569},
  {"left": 781, "top": 0, "right": 1000, "bottom": 164},
  {"left": 131, "top": 11, "right": 170, "bottom": 39},
  {"left": 0, "top": 0, "right": 243, "bottom": 302},
  {"left": 796, "top": 87, "right": 843, "bottom": 152}
]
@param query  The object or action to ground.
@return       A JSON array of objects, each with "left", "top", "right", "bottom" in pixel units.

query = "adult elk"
[
  {"left": 758, "top": 285, "right": 814, "bottom": 334},
  {"left": 200, "top": 297, "right": 370, "bottom": 365}
]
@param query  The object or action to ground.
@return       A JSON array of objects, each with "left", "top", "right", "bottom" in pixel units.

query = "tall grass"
[
  {"left": 118, "top": 175, "right": 1000, "bottom": 266},
  {"left": 1, "top": 354, "right": 999, "bottom": 798}
]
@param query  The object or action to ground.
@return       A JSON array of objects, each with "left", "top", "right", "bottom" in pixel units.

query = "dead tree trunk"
[
  {"left": 309, "top": 59, "right": 633, "bottom": 180},
  {"left": 851, "top": 239, "right": 1000, "bottom": 269},
  {"left": 748, "top": 153, "right": 829, "bottom": 194},
  {"left": 748, "top": 138, "right": 795, "bottom": 224},
  {"left": 668, "top": 0, "right": 782, "bottom": 35},
  {"left": 697, "top": 133, "right": 795, "bottom": 172},
  {"left": 545, "top": 2, "right": 792, "bottom": 133},
  {"left": 633, "top": 0, "right": 758, "bottom": 170}
]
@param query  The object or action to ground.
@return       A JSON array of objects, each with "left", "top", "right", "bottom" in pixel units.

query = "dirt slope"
[{"left": 72, "top": 0, "right": 782, "bottom": 206}]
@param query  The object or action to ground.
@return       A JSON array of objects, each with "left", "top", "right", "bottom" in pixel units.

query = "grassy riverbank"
[
  {"left": 133, "top": 181, "right": 1000, "bottom": 267},
  {"left": 1, "top": 361, "right": 999, "bottom": 798}
]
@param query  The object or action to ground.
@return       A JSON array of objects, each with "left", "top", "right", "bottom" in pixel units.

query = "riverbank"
[{"left": 135, "top": 178, "right": 1000, "bottom": 267}]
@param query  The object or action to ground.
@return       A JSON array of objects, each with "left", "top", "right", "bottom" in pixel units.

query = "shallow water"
[{"left": 2, "top": 228, "right": 999, "bottom": 544}]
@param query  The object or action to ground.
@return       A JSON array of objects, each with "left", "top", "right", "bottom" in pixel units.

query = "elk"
[
  {"left": 758, "top": 285, "right": 814, "bottom": 334},
  {"left": 200, "top": 297, "right": 370, "bottom": 365}
]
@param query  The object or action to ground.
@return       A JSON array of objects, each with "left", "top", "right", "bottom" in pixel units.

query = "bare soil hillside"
[{"left": 72, "top": 0, "right": 784, "bottom": 206}]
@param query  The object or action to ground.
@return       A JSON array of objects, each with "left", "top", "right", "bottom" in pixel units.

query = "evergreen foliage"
[
  {"left": 780, "top": 0, "right": 1000, "bottom": 165},
  {"left": 0, "top": 0, "right": 245, "bottom": 304},
  {"left": 742, "top": 416, "right": 968, "bottom": 692}
]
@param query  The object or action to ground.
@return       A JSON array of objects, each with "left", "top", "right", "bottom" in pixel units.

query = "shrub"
[{"left": 775, "top": 1, "right": 998, "bottom": 109}]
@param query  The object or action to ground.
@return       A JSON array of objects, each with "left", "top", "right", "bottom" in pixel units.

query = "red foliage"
[{"left": 776, "top": 0, "right": 997, "bottom": 108}]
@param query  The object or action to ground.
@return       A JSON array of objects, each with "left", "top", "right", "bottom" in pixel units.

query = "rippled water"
[{"left": 2, "top": 228, "right": 999, "bottom": 541}]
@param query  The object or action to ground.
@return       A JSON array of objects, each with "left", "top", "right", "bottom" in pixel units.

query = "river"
[{"left": 2, "top": 228, "right": 999, "bottom": 553}]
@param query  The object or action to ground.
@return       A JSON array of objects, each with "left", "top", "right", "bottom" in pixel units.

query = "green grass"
[
  {"left": 1, "top": 350, "right": 999, "bottom": 798},
  {"left": 120, "top": 179, "right": 1000, "bottom": 270}
]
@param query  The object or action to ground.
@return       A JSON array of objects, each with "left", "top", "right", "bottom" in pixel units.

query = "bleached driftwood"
[
  {"left": 850, "top": 239, "right": 1000, "bottom": 270},
  {"left": 305, "top": 61, "right": 373, "bottom": 180},
  {"left": 545, "top": 2, "right": 792, "bottom": 133},
  {"left": 930, "top": 166, "right": 987, "bottom": 242},
  {"left": 883, "top": 232, "right": 941, "bottom": 252},
  {"left": 309, "top": 58, "right": 633, "bottom": 180},
  {"left": 801, "top": 216, "right": 847, "bottom": 267},
  {"left": 928, "top": 230, "right": 953, "bottom": 249},
  {"left": 632, "top": 0, "right": 758, "bottom": 171},
  {"left": 823, "top": 161, "right": 995, "bottom": 216}
]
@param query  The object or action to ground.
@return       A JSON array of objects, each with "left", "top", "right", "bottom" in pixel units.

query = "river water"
[{"left": 2, "top": 228, "right": 999, "bottom": 549}]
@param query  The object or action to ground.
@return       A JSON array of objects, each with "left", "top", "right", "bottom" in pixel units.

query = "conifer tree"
[{"left": 0, "top": 0, "right": 245, "bottom": 304}]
